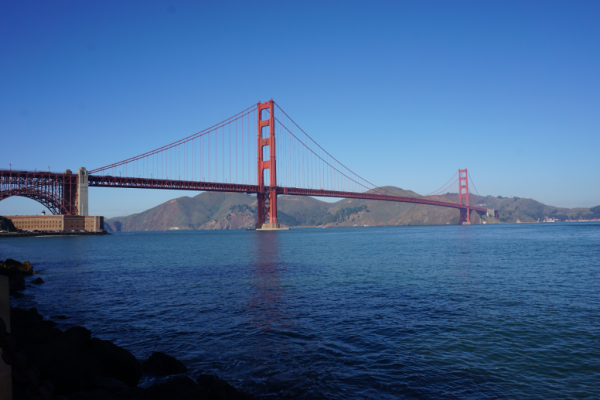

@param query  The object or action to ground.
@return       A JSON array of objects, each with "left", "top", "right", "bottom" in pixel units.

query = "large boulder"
[
  {"left": 68, "top": 387, "right": 150, "bottom": 400},
  {"left": 146, "top": 376, "right": 199, "bottom": 400},
  {"left": 7, "top": 271, "right": 25, "bottom": 294},
  {"left": 91, "top": 338, "right": 143, "bottom": 387},
  {"left": 196, "top": 374, "right": 254, "bottom": 400},
  {"left": 10, "top": 308, "right": 145, "bottom": 396},
  {"left": 2, "top": 258, "right": 34, "bottom": 275},
  {"left": 21, "top": 260, "right": 34, "bottom": 275},
  {"left": 37, "top": 326, "right": 106, "bottom": 394},
  {"left": 143, "top": 352, "right": 188, "bottom": 376},
  {"left": 88, "top": 375, "right": 130, "bottom": 391},
  {"left": 0, "top": 259, "right": 37, "bottom": 296},
  {"left": 10, "top": 308, "right": 62, "bottom": 359}
]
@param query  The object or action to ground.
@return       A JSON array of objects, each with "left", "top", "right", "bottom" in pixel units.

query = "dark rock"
[
  {"left": 21, "top": 260, "right": 35, "bottom": 275},
  {"left": 147, "top": 375, "right": 200, "bottom": 400},
  {"left": 0, "top": 260, "right": 36, "bottom": 296},
  {"left": 0, "top": 267, "right": 26, "bottom": 296},
  {"left": 11, "top": 308, "right": 61, "bottom": 361},
  {"left": 143, "top": 352, "right": 188, "bottom": 376},
  {"left": 10, "top": 272, "right": 26, "bottom": 292},
  {"left": 68, "top": 387, "right": 150, "bottom": 400},
  {"left": 91, "top": 338, "right": 143, "bottom": 387},
  {"left": 4, "top": 258, "right": 21, "bottom": 269},
  {"left": 33, "top": 277, "right": 45, "bottom": 284},
  {"left": 9, "top": 308, "right": 253, "bottom": 400},
  {"left": 3, "top": 258, "right": 34, "bottom": 275},
  {"left": 12, "top": 384, "right": 28, "bottom": 400},
  {"left": 37, "top": 326, "right": 106, "bottom": 394},
  {"left": 88, "top": 375, "right": 130, "bottom": 391},
  {"left": 196, "top": 374, "right": 254, "bottom": 400}
]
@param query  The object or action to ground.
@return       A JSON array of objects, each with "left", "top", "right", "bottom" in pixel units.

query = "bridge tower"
[
  {"left": 77, "top": 167, "right": 89, "bottom": 216},
  {"left": 458, "top": 168, "right": 471, "bottom": 224},
  {"left": 255, "top": 100, "right": 282, "bottom": 230}
]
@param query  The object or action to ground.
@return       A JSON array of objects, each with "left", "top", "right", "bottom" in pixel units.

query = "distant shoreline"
[
  {"left": 0, "top": 231, "right": 110, "bottom": 238},
  {"left": 104, "top": 220, "right": 600, "bottom": 233}
]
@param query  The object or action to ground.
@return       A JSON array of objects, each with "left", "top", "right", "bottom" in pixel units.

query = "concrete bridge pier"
[{"left": 78, "top": 167, "right": 88, "bottom": 216}]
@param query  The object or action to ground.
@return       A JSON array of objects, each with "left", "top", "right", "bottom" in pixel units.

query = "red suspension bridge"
[{"left": 0, "top": 100, "right": 493, "bottom": 227}]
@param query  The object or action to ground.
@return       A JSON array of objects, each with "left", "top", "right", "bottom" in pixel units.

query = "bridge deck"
[
  {"left": 0, "top": 170, "right": 487, "bottom": 214},
  {"left": 86, "top": 175, "right": 487, "bottom": 213}
]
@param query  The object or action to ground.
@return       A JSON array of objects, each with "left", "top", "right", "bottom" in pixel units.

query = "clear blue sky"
[{"left": 2, "top": 1, "right": 599, "bottom": 217}]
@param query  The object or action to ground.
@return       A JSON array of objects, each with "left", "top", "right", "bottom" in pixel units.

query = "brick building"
[{"left": 5, "top": 214, "right": 104, "bottom": 232}]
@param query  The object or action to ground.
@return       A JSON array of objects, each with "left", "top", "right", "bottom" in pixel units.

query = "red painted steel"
[
  {"left": 458, "top": 169, "right": 471, "bottom": 224},
  {"left": 1, "top": 170, "right": 487, "bottom": 218},
  {"left": 0, "top": 100, "right": 492, "bottom": 224},
  {"left": 0, "top": 170, "right": 78, "bottom": 215},
  {"left": 85, "top": 175, "right": 486, "bottom": 213},
  {"left": 87, "top": 175, "right": 260, "bottom": 193},
  {"left": 278, "top": 187, "right": 487, "bottom": 213},
  {"left": 256, "top": 100, "right": 278, "bottom": 227}
]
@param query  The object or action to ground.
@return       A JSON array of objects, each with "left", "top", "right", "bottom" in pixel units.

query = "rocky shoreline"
[{"left": 1, "top": 259, "right": 254, "bottom": 400}]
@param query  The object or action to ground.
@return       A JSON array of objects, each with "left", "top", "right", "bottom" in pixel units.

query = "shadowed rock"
[
  {"left": 37, "top": 326, "right": 105, "bottom": 394},
  {"left": 143, "top": 352, "right": 188, "bottom": 376},
  {"left": 144, "top": 374, "right": 255, "bottom": 400},
  {"left": 2, "top": 258, "right": 34, "bottom": 275},
  {"left": 88, "top": 375, "right": 130, "bottom": 391},
  {"left": 9, "top": 308, "right": 254, "bottom": 400},
  {"left": 11, "top": 308, "right": 143, "bottom": 394},
  {"left": 11, "top": 308, "right": 62, "bottom": 358},
  {"left": 68, "top": 387, "right": 150, "bottom": 400},
  {"left": 147, "top": 376, "right": 199, "bottom": 400},
  {"left": 91, "top": 338, "right": 143, "bottom": 387},
  {"left": 196, "top": 374, "right": 254, "bottom": 400}
]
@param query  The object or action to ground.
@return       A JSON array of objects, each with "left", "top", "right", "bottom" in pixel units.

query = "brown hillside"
[{"left": 104, "top": 188, "right": 594, "bottom": 231}]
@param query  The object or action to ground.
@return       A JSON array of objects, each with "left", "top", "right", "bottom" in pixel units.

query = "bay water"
[{"left": 2, "top": 223, "right": 599, "bottom": 399}]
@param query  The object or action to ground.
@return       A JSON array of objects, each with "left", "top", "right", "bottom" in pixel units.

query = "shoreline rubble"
[{"left": 1, "top": 258, "right": 254, "bottom": 400}]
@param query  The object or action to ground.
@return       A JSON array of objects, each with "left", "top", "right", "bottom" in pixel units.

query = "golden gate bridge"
[{"left": 0, "top": 100, "right": 494, "bottom": 227}]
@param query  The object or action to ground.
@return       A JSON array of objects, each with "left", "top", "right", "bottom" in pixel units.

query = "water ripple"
[{"left": 2, "top": 223, "right": 599, "bottom": 399}]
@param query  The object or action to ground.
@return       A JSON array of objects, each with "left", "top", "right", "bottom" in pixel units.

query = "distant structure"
[
  {"left": 487, "top": 209, "right": 500, "bottom": 219},
  {"left": 4, "top": 215, "right": 104, "bottom": 232},
  {"left": 1, "top": 166, "right": 101, "bottom": 232}
]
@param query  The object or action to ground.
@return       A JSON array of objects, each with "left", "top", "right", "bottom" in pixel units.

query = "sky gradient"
[{"left": 2, "top": 1, "right": 599, "bottom": 217}]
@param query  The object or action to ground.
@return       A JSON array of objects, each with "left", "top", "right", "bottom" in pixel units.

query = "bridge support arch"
[{"left": 0, "top": 170, "right": 79, "bottom": 215}]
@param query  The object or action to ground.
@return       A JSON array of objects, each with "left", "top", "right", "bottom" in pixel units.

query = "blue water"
[{"left": 1, "top": 223, "right": 599, "bottom": 399}]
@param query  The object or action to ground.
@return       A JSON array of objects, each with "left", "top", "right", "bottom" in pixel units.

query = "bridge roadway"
[
  {"left": 87, "top": 174, "right": 487, "bottom": 213},
  {"left": 0, "top": 169, "right": 487, "bottom": 214}
]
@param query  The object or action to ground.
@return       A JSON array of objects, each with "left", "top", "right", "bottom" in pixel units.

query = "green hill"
[
  {"left": 444, "top": 193, "right": 597, "bottom": 223},
  {"left": 103, "top": 189, "right": 599, "bottom": 231}
]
